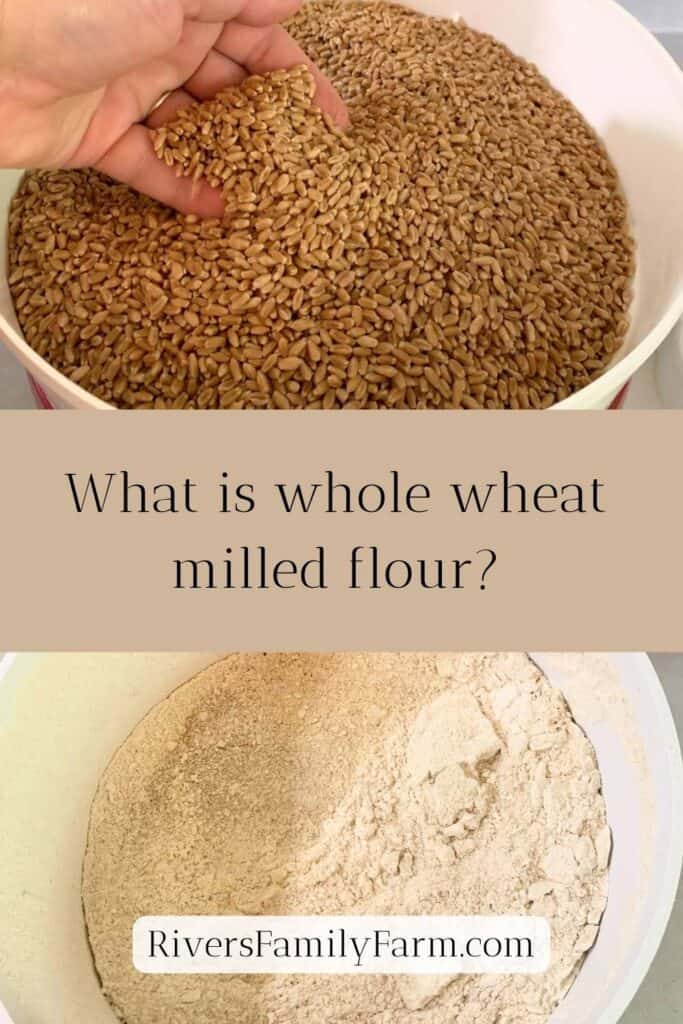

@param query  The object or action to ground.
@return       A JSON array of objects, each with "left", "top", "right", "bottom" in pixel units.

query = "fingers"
[
  {"left": 182, "top": 0, "right": 302, "bottom": 25},
  {"left": 234, "top": 0, "right": 302, "bottom": 25},
  {"left": 94, "top": 124, "right": 225, "bottom": 217},
  {"left": 145, "top": 88, "right": 197, "bottom": 128},
  {"left": 151, "top": 18, "right": 348, "bottom": 125},
  {"left": 215, "top": 21, "right": 348, "bottom": 125},
  {"left": 184, "top": 49, "right": 245, "bottom": 99},
  {"left": 123, "top": 18, "right": 223, "bottom": 118},
  {"left": 87, "top": 0, "right": 346, "bottom": 219},
  {"left": 26, "top": 0, "right": 190, "bottom": 92}
]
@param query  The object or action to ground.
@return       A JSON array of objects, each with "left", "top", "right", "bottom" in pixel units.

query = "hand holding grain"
[{"left": 0, "top": 0, "right": 348, "bottom": 214}]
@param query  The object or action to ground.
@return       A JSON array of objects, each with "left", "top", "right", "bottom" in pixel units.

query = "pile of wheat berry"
[{"left": 8, "top": 0, "right": 634, "bottom": 409}]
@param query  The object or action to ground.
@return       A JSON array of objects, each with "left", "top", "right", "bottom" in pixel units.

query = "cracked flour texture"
[{"left": 82, "top": 652, "right": 610, "bottom": 1023}]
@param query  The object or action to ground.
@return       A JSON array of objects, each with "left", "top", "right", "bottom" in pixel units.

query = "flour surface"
[{"left": 83, "top": 652, "right": 610, "bottom": 1023}]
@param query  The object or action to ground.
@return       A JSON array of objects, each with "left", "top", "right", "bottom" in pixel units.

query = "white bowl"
[
  {"left": 1, "top": 0, "right": 683, "bottom": 409},
  {"left": 655, "top": 314, "right": 683, "bottom": 408},
  {"left": 0, "top": 652, "right": 680, "bottom": 1023}
]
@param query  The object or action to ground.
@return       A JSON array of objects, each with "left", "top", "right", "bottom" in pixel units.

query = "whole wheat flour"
[{"left": 82, "top": 653, "right": 610, "bottom": 1024}]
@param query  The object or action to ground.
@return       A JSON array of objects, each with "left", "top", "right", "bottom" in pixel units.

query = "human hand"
[{"left": 0, "top": 0, "right": 348, "bottom": 215}]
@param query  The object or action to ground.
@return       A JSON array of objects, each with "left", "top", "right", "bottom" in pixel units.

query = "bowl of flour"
[{"left": 0, "top": 652, "right": 680, "bottom": 1024}]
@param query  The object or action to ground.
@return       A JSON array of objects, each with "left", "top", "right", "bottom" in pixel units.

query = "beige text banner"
[{"left": 0, "top": 410, "right": 680, "bottom": 650}]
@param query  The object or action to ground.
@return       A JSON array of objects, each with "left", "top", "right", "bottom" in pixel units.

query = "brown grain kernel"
[
  {"left": 279, "top": 357, "right": 302, "bottom": 371},
  {"left": 273, "top": 390, "right": 291, "bottom": 409}
]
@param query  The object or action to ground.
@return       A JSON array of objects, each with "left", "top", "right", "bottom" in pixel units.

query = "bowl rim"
[
  {"left": 553, "top": 0, "right": 683, "bottom": 409},
  {"left": 532, "top": 652, "right": 683, "bottom": 1024},
  {"left": 609, "top": 654, "right": 683, "bottom": 1023}
]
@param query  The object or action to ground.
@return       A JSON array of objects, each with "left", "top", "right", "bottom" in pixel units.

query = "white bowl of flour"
[{"left": 0, "top": 652, "right": 680, "bottom": 1024}]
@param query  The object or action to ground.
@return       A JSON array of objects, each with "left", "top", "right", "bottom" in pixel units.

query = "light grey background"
[
  {"left": 622, "top": 654, "right": 682, "bottom": 1024},
  {"left": 619, "top": 0, "right": 683, "bottom": 31}
]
